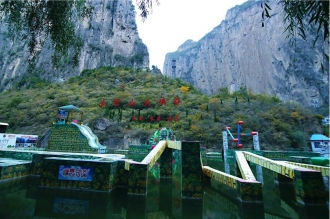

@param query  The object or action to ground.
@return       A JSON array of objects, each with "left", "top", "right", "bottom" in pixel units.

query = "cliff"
[
  {"left": 163, "top": 0, "right": 329, "bottom": 107},
  {"left": 0, "top": 0, "right": 149, "bottom": 90}
]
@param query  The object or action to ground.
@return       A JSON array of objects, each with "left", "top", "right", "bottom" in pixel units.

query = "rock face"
[
  {"left": 93, "top": 118, "right": 149, "bottom": 152},
  {"left": 163, "top": 0, "right": 329, "bottom": 107},
  {"left": 0, "top": 0, "right": 149, "bottom": 90}
]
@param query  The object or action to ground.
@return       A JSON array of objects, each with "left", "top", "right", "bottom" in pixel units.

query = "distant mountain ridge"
[
  {"left": 163, "top": 0, "right": 329, "bottom": 107},
  {"left": 0, "top": 0, "right": 149, "bottom": 91}
]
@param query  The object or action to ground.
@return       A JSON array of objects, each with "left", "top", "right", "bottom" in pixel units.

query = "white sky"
[{"left": 133, "top": 0, "right": 247, "bottom": 71}]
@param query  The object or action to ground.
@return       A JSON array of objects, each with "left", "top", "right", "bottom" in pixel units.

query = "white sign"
[{"left": 0, "top": 133, "right": 38, "bottom": 149}]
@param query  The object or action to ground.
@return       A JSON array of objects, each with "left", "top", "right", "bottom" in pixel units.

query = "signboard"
[
  {"left": 58, "top": 165, "right": 93, "bottom": 181},
  {"left": 0, "top": 133, "right": 38, "bottom": 149},
  {"left": 57, "top": 109, "right": 67, "bottom": 124}
]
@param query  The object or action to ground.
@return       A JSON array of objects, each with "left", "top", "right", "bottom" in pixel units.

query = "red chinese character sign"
[
  {"left": 144, "top": 98, "right": 151, "bottom": 108},
  {"left": 173, "top": 96, "right": 181, "bottom": 106},
  {"left": 99, "top": 96, "right": 183, "bottom": 123},
  {"left": 128, "top": 99, "right": 136, "bottom": 107},
  {"left": 158, "top": 97, "right": 166, "bottom": 105}
]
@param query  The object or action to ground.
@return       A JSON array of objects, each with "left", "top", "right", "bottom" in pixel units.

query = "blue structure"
[
  {"left": 225, "top": 121, "right": 249, "bottom": 148},
  {"left": 310, "top": 134, "right": 329, "bottom": 157}
]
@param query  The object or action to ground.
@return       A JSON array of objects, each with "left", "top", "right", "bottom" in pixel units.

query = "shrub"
[{"left": 289, "top": 131, "right": 306, "bottom": 148}]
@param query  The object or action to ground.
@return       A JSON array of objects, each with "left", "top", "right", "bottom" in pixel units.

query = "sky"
[{"left": 133, "top": 0, "right": 247, "bottom": 71}]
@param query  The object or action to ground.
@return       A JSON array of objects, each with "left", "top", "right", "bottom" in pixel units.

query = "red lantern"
[
  {"left": 157, "top": 115, "right": 161, "bottom": 122},
  {"left": 99, "top": 99, "right": 106, "bottom": 108},
  {"left": 168, "top": 115, "right": 173, "bottom": 122},
  {"left": 113, "top": 98, "right": 120, "bottom": 107},
  {"left": 150, "top": 116, "right": 154, "bottom": 122}
]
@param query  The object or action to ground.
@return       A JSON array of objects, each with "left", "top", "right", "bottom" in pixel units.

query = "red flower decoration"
[
  {"left": 173, "top": 96, "right": 181, "bottom": 105},
  {"left": 138, "top": 115, "right": 143, "bottom": 121},
  {"left": 174, "top": 114, "right": 179, "bottom": 121},
  {"left": 128, "top": 99, "right": 136, "bottom": 107},
  {"left": 168, "top": 115, "right": 173, "bottom": 122},
  {"left": 150, "top": 116, "right": 154, "bottom": 122},
  {"left": 157, "top": 115, "right": 161, "bottom": 122},
  {"left": 131, "top": 116, "right": 137, "bottom": 121},
  {"left": 144, "top": 98, "right": 151, "bottom": 107},
  {"left": 113, "top": 98, "right": 120, "bottom": 107},
  {"left": 158, "top": 97, "right": 166, "bottom": 105},
  {"left": 99, "top": 99, "right": 106, "bottom": 108}
]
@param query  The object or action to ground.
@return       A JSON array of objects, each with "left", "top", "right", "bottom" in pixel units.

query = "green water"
[{"left": 0, "top": 158, "right": 328, "bottom": 219}]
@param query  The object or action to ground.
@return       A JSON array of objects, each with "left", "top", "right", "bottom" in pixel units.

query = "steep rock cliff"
[
  {"left": 0, "top": 0, "right": 149, "bottom": 90},
  {"left": 163, "top": 0, "right": 329, "bottom": 107}
]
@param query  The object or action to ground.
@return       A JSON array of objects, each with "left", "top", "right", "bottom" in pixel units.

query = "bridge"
[
  {"left": 130, "top": 138, "right": 327, "bottom": 208},
  {"left": 117, "top": 131, "right": 328, "bottom": 206},
  {"left": 0, "top": 139, "right": 328, "bottom": 206}
]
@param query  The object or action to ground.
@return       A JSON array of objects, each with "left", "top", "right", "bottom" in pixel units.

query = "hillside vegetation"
[{"left": 0, "top": 66, "right": 328, "bottom": 151}]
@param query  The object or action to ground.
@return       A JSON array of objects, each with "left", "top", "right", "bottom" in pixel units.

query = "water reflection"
[{"left": 0, "top": 158, "right": 328, "bottom": 219}]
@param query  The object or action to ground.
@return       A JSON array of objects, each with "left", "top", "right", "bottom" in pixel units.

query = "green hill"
[{"left": 0, "top": 66, "right": 328, "bottom": 151}]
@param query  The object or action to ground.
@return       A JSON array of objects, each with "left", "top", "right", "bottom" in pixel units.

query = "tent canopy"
[
  {"left": 57, "top": 105, "right": 84, "bottom": 123},
  {"left": 58, "top": 105, "right": 82, "bottom": 112}
]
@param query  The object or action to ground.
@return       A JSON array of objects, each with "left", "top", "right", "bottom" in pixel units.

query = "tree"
[
  {"left": 263, "top": 0, "right": 329, "bottom": 70},
  {"left": 135, "top": 0, "right": 160, "bottom": 21},
  {"left": 280, "top": 0, "right": 329, "bottom": 45},
  {"left": 0, "top": 0, "right": 91, "bottom": 66},
  {"left": 151, "top": 65, "right": 162, "bottom": 74}
]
